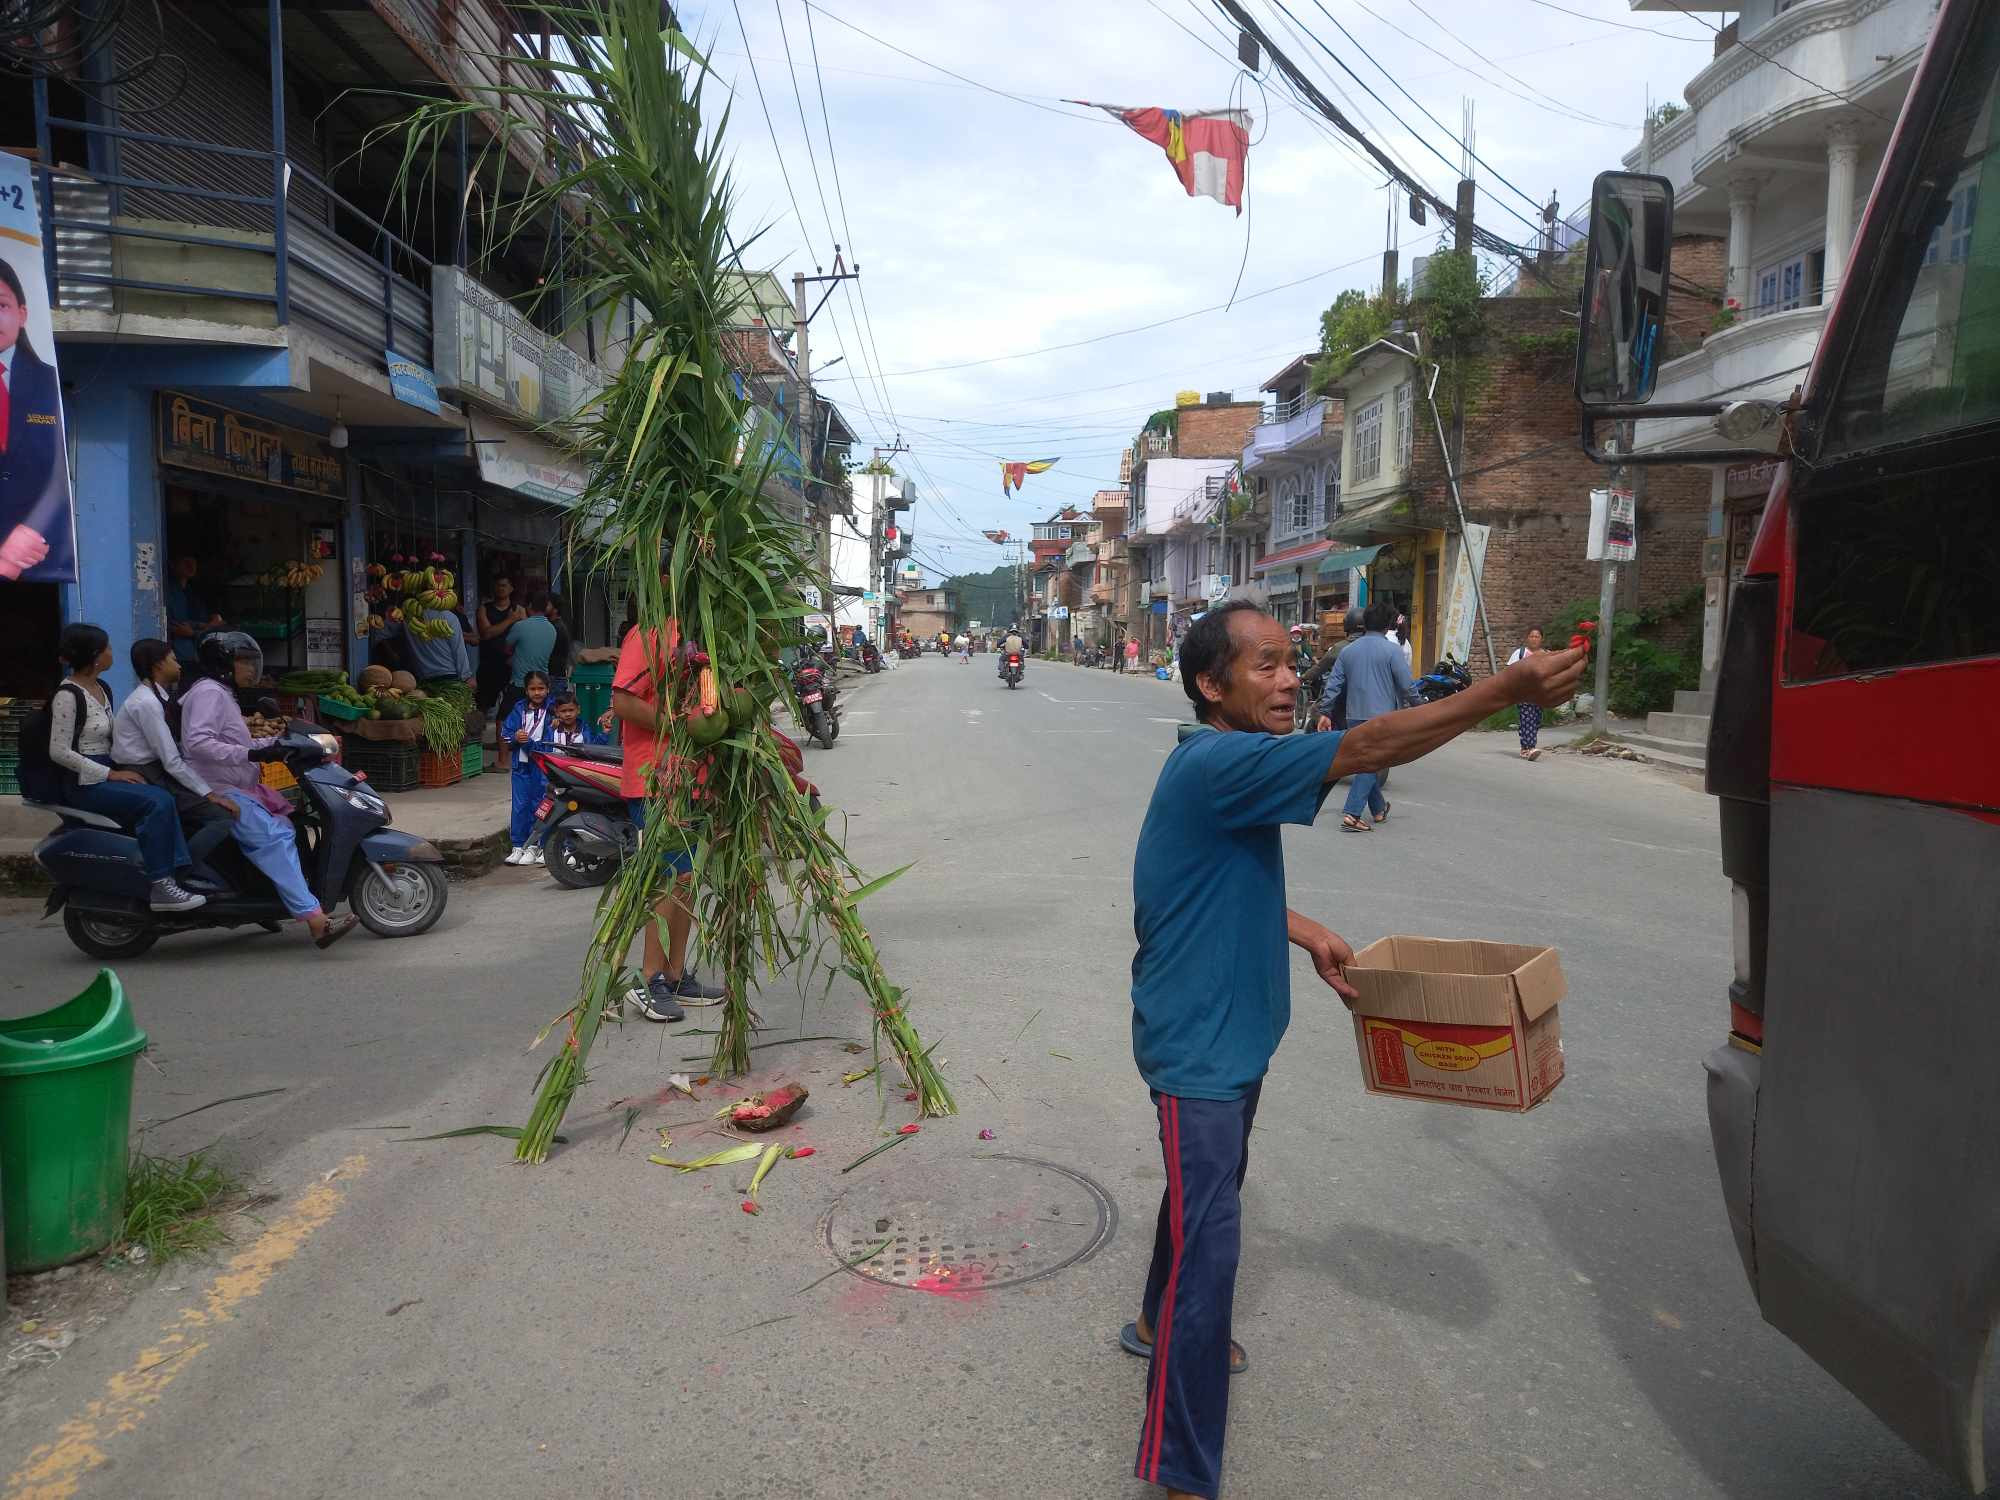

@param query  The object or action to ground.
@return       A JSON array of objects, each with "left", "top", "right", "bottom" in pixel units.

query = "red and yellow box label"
[{"left": 1360, "top": 1017, "right": 1526, "bottom": 1105}]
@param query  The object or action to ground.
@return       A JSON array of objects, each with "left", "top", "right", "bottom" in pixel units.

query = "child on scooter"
[{"left": 502, "top": 670, "right": 555, "bottom": 866}]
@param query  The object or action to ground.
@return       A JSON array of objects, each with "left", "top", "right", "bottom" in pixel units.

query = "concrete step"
[
  {"left": 1645, "top": 709, "right": 1711, "bottom": 743},
  {"left": 1620, "top": 732, "right": 1709, "bottom": 770},
  {"left": 1673, "top": 689, "right": 1715, "bottom": 716}
]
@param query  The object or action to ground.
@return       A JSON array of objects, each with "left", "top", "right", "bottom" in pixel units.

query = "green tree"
[{"left": 1310, "top": 287, "right": 1398, "bottom": 393}]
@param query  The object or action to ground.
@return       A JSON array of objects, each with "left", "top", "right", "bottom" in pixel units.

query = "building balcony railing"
[
  {"left": 1637, "top": 301, "right": 1829, "bottom": 455},
  {"left": 35, "top": 109, "right": 433, "bottom": 368},
  {"left": 1242, "top": 395, "right": 1335, "bottom": 473}
]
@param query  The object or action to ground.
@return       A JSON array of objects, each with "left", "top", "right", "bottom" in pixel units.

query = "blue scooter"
[{"left": 31, "top": 725, "right": 448, "bottom": 959}]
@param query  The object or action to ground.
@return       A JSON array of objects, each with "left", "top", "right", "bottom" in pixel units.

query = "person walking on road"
[
  {"left": 1508, "top": 627, "right": 1547, "bottom": 760},
  {"left": 1121, "top": 600, "right": 1585, "bottom": 1500},
  {"left": 1316, "top": 602, "right": 1419, "bottom": 831}
]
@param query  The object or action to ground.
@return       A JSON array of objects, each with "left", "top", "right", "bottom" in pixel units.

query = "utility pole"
[
  {"left": 1595, "top": 110, "right": 1654, "bottom": 729},
  {"left": 1382, "top": 181, "right": 1399, "bottom": 302},
  {"left": 791, "top": 249, "right": 862, "bottom": 616}
]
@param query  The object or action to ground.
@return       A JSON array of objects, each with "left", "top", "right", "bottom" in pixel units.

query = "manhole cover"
[{"left": 817, "top": 1152, "right": 1117, "bottom": 1293}]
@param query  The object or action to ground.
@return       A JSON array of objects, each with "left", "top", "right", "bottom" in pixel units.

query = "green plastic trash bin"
[
  {"left": 0, "top": 970, "right": 147, "bottom": 1272},
  {"left": 571, "top": 661, "right": 615, "bottom": 731}
]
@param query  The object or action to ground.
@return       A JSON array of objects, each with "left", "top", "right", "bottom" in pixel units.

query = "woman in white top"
[
  {"left": 1507, "top": 627, "right": 1546, "bottom": 760},
  {"left": 45, "top": 623, "right": 205, "bottom": 910}
]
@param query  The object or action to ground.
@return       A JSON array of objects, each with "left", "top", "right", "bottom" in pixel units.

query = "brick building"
[{"left": 1327, "top": 255, "right": 1721, "bottom": 676}]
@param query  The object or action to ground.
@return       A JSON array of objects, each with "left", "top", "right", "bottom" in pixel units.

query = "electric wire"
[
  {"left": 1386, "top": 0, "right": 1639, "bottom": 131},
  {"left": 1664, "top": 6, "right": 1896, "bottom": 125}
]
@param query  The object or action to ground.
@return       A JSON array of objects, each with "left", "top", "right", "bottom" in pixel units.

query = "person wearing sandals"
[
  {"left": 1314, "top": 601, "right": 1418, "bottom": 832},
  {"left": 1508, "top": 628, "right": 1546, "bottom": 760},
  {"left": 1122, "top": 601, "right": 1588, "bottom": 1500}
]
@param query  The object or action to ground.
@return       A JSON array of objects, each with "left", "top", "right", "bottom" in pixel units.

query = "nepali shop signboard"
[
  {"left": 431, "top": 267, "right": 606, "bottom": 429},
  {"left": 1439, "top": 522, "right": 1489, "bottom": 666},
  {"left": 158, "top": 394, "right": 346, "bottom": 498},
  {"left": 0, "top": 150, "right": 77, "bottom": 582}
]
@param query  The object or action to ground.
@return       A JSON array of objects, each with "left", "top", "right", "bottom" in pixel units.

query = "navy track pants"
[{"left": 1134, "top": 1083, "right": 1260, "bottom": 1499}]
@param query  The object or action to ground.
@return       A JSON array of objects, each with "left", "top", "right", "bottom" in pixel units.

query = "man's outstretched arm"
[{"left": 1323, "top": 646, "right": 1587, "bottom": 784}]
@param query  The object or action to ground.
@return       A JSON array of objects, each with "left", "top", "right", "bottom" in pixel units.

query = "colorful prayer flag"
[
  {"left": 1000, "top": 458, "right": 1059, "bottom": 495},
  {"left": 1079, "top": 104, "right": 1251, "bottom": 214}
]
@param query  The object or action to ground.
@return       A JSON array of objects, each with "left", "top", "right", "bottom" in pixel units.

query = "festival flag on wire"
[
  {"left": 1000, "top": 458, "right": 1059, "bottom": 495},
  {"left": 1071, "top": 104, "right": 1251, "bottom": 214}
]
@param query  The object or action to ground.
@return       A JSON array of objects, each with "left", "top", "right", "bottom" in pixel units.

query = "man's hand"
[
  {"left": 1316, "top": 715, "right": 1333, "bottom": 733},
  {"left": 1288, "top": 911, "right": 1359, "bottom": 999},
  {"left": 1500, "top": 644, "right": 1589, "bottom": 708},
  {"left": 208, "top": 791, "right": 240, "bottom": 818},
  {"left": 0, "top": 523, "right": 50, "bottom": 579},
  {"left": 597, "top": 709, "right": 615, "bottom": 733}
]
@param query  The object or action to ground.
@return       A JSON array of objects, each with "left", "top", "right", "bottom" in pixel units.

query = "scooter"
[
  {"left": 859, "top": 639, "right": 883, "bottom": 674},
  {"left": 792, "top": 654, "right": 840, "bottom": 748},
  {"left": 31, "top": 725, "right": 448, "bottom": 959},
  {"left": 1414, "top": 656, "right": 1473, "bottom": 704},
  {"left": 531, "top": 731, "right": 821, "bottom": 889},
  {"left": 1001, "top": 651, "right": 1024, "bottom": 689}
]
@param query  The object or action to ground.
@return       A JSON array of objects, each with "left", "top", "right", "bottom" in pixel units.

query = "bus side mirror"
[{"left": 1575, "top": 171, "right": 1676, "bottom": 408}]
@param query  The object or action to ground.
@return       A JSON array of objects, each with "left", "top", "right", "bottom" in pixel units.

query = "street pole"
[{"left": 1595, "top": 111, "right": 1654, "bottom": 730}]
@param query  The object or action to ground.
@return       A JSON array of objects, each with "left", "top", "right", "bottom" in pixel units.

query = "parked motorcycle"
[
  {"left": 858, "top": 638, "right": 884, "bottom": 674},
  {"left": 793, "top": 654, "right": 841, "bottom": 748},
  {"left": 32, "top": 725, "right": 447, "bottom": 958},
  {"left": 1001, "top": 651, "right": 1024, "bottom": 689},
  {"left": 532, "top": 733, "right": 820, "bottom": 889},
  {"left": 1414, "top": 656, "right": 1474, "bottom": 704}
]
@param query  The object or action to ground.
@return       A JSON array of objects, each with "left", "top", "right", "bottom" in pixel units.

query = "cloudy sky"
[{"left": 677, "top": 0, "right": 1720, "bottom": 580}]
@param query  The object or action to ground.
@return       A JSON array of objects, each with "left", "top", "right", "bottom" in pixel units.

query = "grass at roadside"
[{"left": 122, "top": 1149, "right": 243, "bottom": 1264}]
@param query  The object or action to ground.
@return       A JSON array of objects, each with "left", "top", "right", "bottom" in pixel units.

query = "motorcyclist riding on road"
[{"left": 999, "top": 625, "right": 1026, "bottom": 676}]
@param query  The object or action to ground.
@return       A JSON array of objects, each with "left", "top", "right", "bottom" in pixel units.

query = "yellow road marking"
[{"left": 4, "top": 1155, "right": 367, "bottom": 1500}]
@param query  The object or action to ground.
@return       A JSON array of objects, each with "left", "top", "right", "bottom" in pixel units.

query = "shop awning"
[
  {"left": 1253, "top": 538, "right": 1331, "bottom": 573},
  {"left": 1315, "top": 544, "right": 1387, "bottom": 576},
  {"left": 470, "top": 411, "right": 588, "bottom": 507}
]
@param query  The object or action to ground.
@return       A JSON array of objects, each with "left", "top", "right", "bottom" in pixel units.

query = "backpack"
[{"left": 17, "top": 681, "right": 89, "bottom": 803}]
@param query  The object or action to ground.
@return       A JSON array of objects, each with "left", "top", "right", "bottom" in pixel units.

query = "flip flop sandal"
[
  {"left": 313, "top": 914, "right": 359, "bottom": 950},
  {"left": 1341, "top": 816, "right": 1372, "bottom": 832},
  {"left": 1119, "top": 1321, "right": 1247, "bottom": 1375},
  {"left": 1374, "top": 803, "right": 1391, "bottom": 824}
]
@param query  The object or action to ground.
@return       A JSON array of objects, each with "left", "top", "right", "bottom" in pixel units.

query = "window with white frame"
[
  {"left": 1324, "top": 459, "right": 1340, "bottom": 518},
  {"left": 1353, "top": 398, "right": 1383, "bottom": 482},
  {"left": 1755, "top": 251, "right": 1820, "bottom": 315},
  {"left": 1395, "top": 382, "right": 1413, "bottom": 471},
  {"left": 1285, "top": 473, "right": 1312, "bottom": 534}
]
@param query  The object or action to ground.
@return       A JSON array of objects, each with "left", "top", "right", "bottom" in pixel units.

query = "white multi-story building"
[{"left": 1625, "top": 0, "right": 1941, "bottom": 684}]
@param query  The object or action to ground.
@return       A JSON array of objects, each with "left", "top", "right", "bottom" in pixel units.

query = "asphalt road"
[{"left": 0, "top": 655, "right": 1966, "bottom": 1500}]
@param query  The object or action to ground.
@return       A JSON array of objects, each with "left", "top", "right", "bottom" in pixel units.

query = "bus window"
[
  {"left": 1789, "top": 23, "right": 2000, "bottom": 683},
  {"left": 1819, "top": 23, "right": 2000, "bottom": 457}
]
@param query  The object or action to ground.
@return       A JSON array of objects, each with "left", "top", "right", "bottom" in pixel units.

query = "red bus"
[{"left": 1575, "top": 2, "right": 2000, "bottom": 1488}]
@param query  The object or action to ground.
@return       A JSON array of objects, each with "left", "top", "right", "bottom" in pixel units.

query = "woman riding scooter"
[{"left": 178, "top": 631, "right": 357, "bottom": 948}]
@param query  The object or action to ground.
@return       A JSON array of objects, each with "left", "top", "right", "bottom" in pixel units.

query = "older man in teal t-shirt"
[{"left": 1120, "top": 601, "right": 1585, "bottom": 1500}]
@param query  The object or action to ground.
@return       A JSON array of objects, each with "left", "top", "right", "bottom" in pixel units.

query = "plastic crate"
[
  {"left": 418, "top": 749, "right": 462, "bottom": 789},
  {"left": 341, "top": 740, "right": 421, "bottom": 793},
  {"left": 317, "top": 694, "right": 366, "bottom": 722},
  {"left": 259, "top": 761, "right": 298, "bottom": 791},
  {"left": 460, "top": 742, "right": 483, "bottom": 779}
]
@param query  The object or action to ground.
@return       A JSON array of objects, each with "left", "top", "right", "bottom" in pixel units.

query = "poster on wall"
[
  {"left": 0, "top": 153, "right": 77, "bottom": 582},
  {"left": 1440, "top": 523, "right": 1490, "bottom": 666}
]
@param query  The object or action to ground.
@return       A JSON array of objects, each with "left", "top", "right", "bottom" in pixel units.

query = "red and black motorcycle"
[
  {"left": 531, "top": 731, "right": 820, "bottom": 889},
  {"left": 792, "top": 651, "right": 840, "bottom": 748},
  {"left": 1001, "top": 651, "right": 1024, "bottom": 689}
]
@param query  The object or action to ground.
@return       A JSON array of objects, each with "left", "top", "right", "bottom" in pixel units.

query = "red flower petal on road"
[
  {"left": 741, "top": 1200, "right": 760, "bottom": 1215},
  {"left": 791, "top": 1147, "right": 816, "bottom": 1158},
  {"left": 898, "top": 1123, "right": 920, "bottom": 1135}
]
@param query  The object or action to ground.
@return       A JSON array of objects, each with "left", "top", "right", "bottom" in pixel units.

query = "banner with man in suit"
[{"left": 0, "top": 152, "right": 75, "bottom": 582}]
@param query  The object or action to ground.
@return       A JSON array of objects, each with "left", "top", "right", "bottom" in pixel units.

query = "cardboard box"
[{"left": 1341, "top": 937, "right": 1567, "bottom": 1112}]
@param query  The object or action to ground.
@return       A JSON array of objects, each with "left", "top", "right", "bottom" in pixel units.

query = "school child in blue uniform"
[
  {"left": 502, "top": 670, "right": 554, "bottom": 866},
  {"left": 547, "top": 692, "right": 607, "bottom": 750}
]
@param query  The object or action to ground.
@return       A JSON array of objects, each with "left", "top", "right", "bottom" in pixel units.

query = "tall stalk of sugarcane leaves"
[{"left": 379, "top": 0, "right": 951, "bottom": 1161}]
